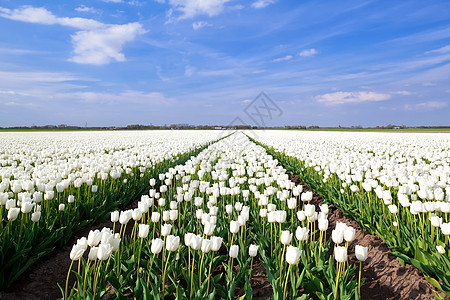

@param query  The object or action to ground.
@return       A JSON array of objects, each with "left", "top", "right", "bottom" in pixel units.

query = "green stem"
[
  {"left": 162, "top": 251, "right": 171, "bottom": 298},
  {"left": 283, "top": 264, "right": 292, "bottom": 300},
  {"left": 358, "top": 261, "right": 362, "bottom": 295},
  {"left": 64, "top": 260, "right": 74, "bottom": 300},
  {"left": 334, "top": 262, "right": 341, "bottom": 300}
]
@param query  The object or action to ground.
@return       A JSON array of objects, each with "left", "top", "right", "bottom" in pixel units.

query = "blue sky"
[{"left": 0, "top": 0, "right": 449, "bottom": 127}]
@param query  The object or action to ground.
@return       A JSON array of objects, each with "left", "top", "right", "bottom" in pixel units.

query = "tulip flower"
[
  {"left": 161, "top": 223, "right": 172, "bottom": 237},
  {"left": 229, "top": 244, "right": 239, "bottom": 258},
  {"left": 332, "top": 229, "right": 344, "bottom": 245},
  {"left": 230, "top": 220, "right": 240, "bottom": 234},
  {"left": 7, "top": 207, "right": 20, "bottom": 221},
  {"left": 166, "top": 235, "right": 180, "bottom": 252},
  {"left": 355, "top": 245, "right": 368, "bottom": 294},
  {"left": 283, "top": 246, "right": 302, "bottom": 299},
  {"left": 31, "top": 211, "right": 41, "bottom": 223},
  {"left": 285, "top": 245, "right": 302, "bottom": 265},
  {"left": 88, "top": 229, "right": 102, "bottom": 247},
  {"left": 111, "top": 211, "right": 119, "bottom": 223},
  {"left": 190, "top": 234, "right": 203, "bottom": 250},
  {"left": 151, "top": 211, "right": 160, "bottom": 223},
  {"left": 344, "top": 227, "right": 356, "bottom": 243},
  {"left": 204, "top": 221, "right": 215, "bottom": 236},
  {"left": 138, "top": 224, "right": 150, "bottom": 239},
  {"left": 210, "top": 236, "right": 223, "bottom": 251},
  {"left": 304, "top": 204, "right": 315, "bottom": 217},
  {"left": 279, "top": 230, "right": 292, "bottom": 245},
  {"left": 151, "top": 238, "right": 164, "bottom": 254}
]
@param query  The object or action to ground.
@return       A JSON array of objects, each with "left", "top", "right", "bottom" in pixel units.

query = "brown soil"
[{"left": 1, "top": 175, "right": 448, "bottom": 300}]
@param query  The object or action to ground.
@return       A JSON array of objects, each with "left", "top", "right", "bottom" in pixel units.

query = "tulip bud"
[
  {"left": 275, "top": 210, "right": 287, "bottom": 223},
  {"left": 191, "top": 235, "right": 203, "bottom": 250},
  {"left": 88, "top": 247, "right": 99, "bottom": 260},
  {"left": 210, "top": 236, "right": 223, "bottom": 251},
  {"left": 139, "top": 224, "right": 150, "bottom": 239},
  {"left": 441, "top": 223, "right": 450, "bottom": 236},
  {"left": 281, "top": 230, "right": 293, "bottom": 245},
  {"left": 31, "top": 211, "right": 41, "bottom": 222},
  {"left": 151, "top": 211, "right": 160, "bottom": 223},
  {"left": 259, "top": 208, "right": 267, "bottom": 218},
  {"left": 344, "top": 227, "right": 356, "bottom": 242},
  {"left": 355, "top": 245, "right": 368, "bottom": 261},
  {"left": 201, "top": 238, "right": 211, "bottom": 253},
  {"left": 295, "top": 226, "right": 309, "bottom": 241},
  {"left": 304, "top": 204, "right": 315, "bottom": 217},
  {"left": 110, "top": 211, "right": 119, "bottom": 223},
  {"left": 287, "top": 197, "right": 297, "bottom": 210},
  {"left": 7, "top": 207, "right": 20, "bottom": 221},
  {"left": 170, "top": 209, "right": 178, "bottom": 221},
  {"left": 267, "top": 211, "right": 276, "bottom": 223},
  {"left": 225, "top": 204, "right": 233, "bottom": 215},
  {"left": 229, "top": 245, "right": 239, "bottom": 258},
  {"left": 388, "top": 204, "right": 398, "bottom": 214},
  {"left": 332, "top": 229, "right": 344, "bottom": 244},
  {"left": 249, "top": 244, "right": 259, "bottom": 257},
  {"left": 58, "top": 203, "right": 65, "bottom": 211},
  {"left": 70, "top": 244, "right": 85, "bottom": 261},
  {"left": 163, "top": 210, "right": 170, "bottom": 222},
  {"left": 166, "top": 235, "right": 180, "bottom": 252},
  {"left": 151, "top": 238, "right": 164, "bottom": 254},
  {"left": 318, "top": 218, "right": 329, "bottom": 231},
  {"left": 184, "top": 232, "right": 194, "bottom": 247},
  {"left": 97, "top": 243, "right": 113, "bottom": 260},
  {"left": 297, "top": 210, "right": 306, "bottom": 222},
  {"left": 334, "top": 246, "right": 348, "bottom": 263},
  {"left": 230, "top": 220, "right": 240, "bottom": 234},
  {"left": 132, "top": 209, "right": 143, "bottom": 221},
  {"left": 436, "top": 245, "right": 445, "bottom": 254},
  {"left": 161, "top": 224, "right": 172, "bottom": 237},
  {"left": 204, "top": 221, "right": 215, "bottom": 236},
  {"left": 285, "top": 246, "right": 302, "bottom": 265},
  {"left": 88, "top": 229, "right": 102, "bottom": 247}
]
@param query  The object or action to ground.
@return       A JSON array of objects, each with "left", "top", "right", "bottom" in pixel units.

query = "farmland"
[{"left": 0, "top": 130, "right": 449, "bottom": 299}]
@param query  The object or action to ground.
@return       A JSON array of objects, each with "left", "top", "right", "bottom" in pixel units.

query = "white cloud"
[
  {"left": 298, "top": 48, "right": 318, "bottom": 57},
  {"left": 168, "top": 0, "right": 230, "bottom": 19},
  {"left": 404, "top": 101, "right": 447, "bottom": 111},
  {"left": 69, "top": 23, "right": 146, "bottom": 65},
  {"left": 0, "top": 6, "right": 57, "bottom": 24},
  {"left": 272, "top": 55, "right": 292, "bottom": 62},
  {"left": 425, "top": 45, "right": 450, "bottom": 55},
  {"left": 251, "top": 0, "right": 276, "bottom": 9},
  {"left": 184, "top": 65, "right": 195, "bottom": 77},
  {"left": 76, "top": 90, "right": 174, "bottom": 105},
  {"left": 101, "top": 0, "right": 124, "bottom": 3},
  {"left": 391, "top": 90, "right": 414, "bottom": 95},
  {"left": 75, "top": 5, "right": 99, "bottom": 14},
  {"left": 316, "top": 91, "right": 391, "bottom": 105},
  {"left": 192, "top": 21, "right": 211, "bottom": 30},
  {"left": 0, "top": 5, "right": 145, "bottom": 65}
]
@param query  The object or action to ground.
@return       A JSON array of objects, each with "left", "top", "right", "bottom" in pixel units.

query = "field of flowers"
[
  {"left": 0, "top": 131, "right": 219, "bottom": 289},
  {"left": 0, "top": 130, "right": 449, "bottom": 299},
  {"left": 254, "top": 130, "right": 450, "bottom": 298}
]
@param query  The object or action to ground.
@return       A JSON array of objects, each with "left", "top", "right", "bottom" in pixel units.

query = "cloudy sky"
[{"left": 0, "top": 0, "right": 449, "bottom": 127}]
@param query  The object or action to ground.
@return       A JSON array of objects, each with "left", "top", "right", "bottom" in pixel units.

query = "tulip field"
[{"left": 0, "top": 130, "right": 449, "bottom": 299}]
